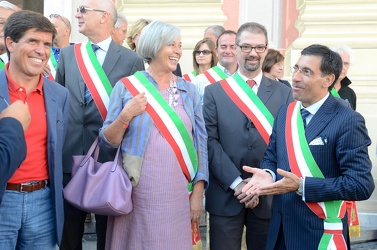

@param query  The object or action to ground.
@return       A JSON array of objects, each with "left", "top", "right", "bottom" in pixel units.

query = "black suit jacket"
[
  {"left": 203, "top": 75, "right": 294, "bottom": 218},
  {"left": 0, "top": 117, "right": 26, "bottom": 203}
]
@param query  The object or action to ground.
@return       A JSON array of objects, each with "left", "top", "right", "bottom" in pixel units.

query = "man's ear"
[
  {"left": 323, "top": 73, "right": 335, "bottom": 89},
  {"left": 5, "top": 37, "right": 14, "bottom": 53}
]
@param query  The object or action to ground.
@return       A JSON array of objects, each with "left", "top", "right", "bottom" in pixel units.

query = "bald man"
[{"left": 55, "top": 1, "right": 144, "bottom": 249}]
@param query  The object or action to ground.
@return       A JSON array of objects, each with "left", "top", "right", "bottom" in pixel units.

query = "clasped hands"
[{"left": 239, "top": 166, "right": 301, "bottom": 198}]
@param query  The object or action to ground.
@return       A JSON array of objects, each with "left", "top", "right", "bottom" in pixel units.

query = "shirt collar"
[
  {"left": 91, "top": 36, "right": 112, "bottom": 53},
  {"left": 237, "top": 70, "right": 263, "bottom": 87},
  {"left": 301, "top": 92, "right": 329, "bottom": 115},
  {"left": 216, "top": 62, "right": 238, "bottom": 77},
  {"left": 5, "top": 63, "right": 44, "bottom": 95}
]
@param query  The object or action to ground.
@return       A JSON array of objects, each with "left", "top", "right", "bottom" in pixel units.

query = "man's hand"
[
  {"left": 234, "top": 178, "right": 259, "bottom": 208},
  {"left": 257, "top": 168, "right": 301, "bottom": 196},
  {"left": 241, "top": 166, "right": 274, "bottom": 195},
  {"left": 0, "top": 100, "right": 30, "bottom": 131}
]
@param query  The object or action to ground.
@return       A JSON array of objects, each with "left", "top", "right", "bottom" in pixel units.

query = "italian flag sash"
[
  {"left": 330, "top": 88, "right": 360, "bottom": 238},
  {"left": 203, "top": 65, "right": 228, "bottom": 84},
  {"left": 74, "top": 41, "right": 113, "bottom": 120},
  {"left": 120, "top": 71, "right": 198, "bottom": 186},
  {"left": 219, "top": 73, "right": 274, "bottom": 144},
  {"left": 0, "top": 60, "right": 4, "bottom": 70},
  {"left": 182, "top": 71, "right": 197, "bottom": 82},
  {"left": 47, "top": 48, "right": 58, "bottom": 81},
  {"left": 331, "top": 88, "right": 340, "bottom": 98},
  {"left": 285, "top": 101, "right": 347, "bottom": 250}
]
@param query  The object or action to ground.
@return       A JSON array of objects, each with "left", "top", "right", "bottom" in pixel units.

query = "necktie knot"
[
  {"left": 247, "top": 79, "right": 256, "bottom": 88},
  {"left": 91, "top": 44, "right": 100, "bottom": 53},
  {"left": 301, "top": 108, "right": 311, "bottom": 128}
]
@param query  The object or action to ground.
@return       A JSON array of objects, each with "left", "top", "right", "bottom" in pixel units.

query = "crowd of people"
[{"left": 0, "top": 0, "right": 375, "bottom": 250}]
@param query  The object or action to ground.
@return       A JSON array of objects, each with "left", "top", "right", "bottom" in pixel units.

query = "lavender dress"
[{"left": 105, "top": 88, "right": 192, "bottom": 250}]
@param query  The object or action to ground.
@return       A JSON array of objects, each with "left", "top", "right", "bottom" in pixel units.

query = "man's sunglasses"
[
  {"left": 49, "top": 14, "right": 69, "bottom": 28},
  {"left": 76, "top": 6, "right": 105, "bottom": 14}
]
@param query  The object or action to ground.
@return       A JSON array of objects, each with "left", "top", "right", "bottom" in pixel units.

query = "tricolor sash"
[
  {"left": 203, "top": 65, "right": 228, "bottom": 84},
  {"left": 219, "top": 73, "right": 274, "bottom": 144},
  {"left": 0, "top": 60, "right": 4, "bottom": 70},
  {"left": 183, "top": 71, "right": 197, "bottom": 82},
  {"left": 331, "top": 88, "right": 340, "bottom": 98},
  {"left": 47, "top": 48, "right": 58, "bottom": 81},
  {"left": 331, "top": 88, "right": 360, "bottom": 238},
  {"left": 120, "top": 71, "right": 198, "bottom": 187},
  {"left": 74, "top": 41, "right": 113, "bottom": 120},
  {"left": 285, "top": 101, "right": 347, "bottom": 250}
]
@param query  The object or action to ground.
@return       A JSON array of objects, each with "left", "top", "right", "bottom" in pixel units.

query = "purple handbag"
[{"left": 63, "top": 137, "right": 132, "bottom": 216}]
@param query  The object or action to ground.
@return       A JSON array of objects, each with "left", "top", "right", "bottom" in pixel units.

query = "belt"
[{"left": 6, "top": 180, "right": 48, "bottom": 192}]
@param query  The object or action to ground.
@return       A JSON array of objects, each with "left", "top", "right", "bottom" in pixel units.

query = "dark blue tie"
[
  {"left": 301, "top": 108, "right": 311, "bottom": 128},
  {"left": 84, "top": 44, "right": 100, "bottom": 106}
]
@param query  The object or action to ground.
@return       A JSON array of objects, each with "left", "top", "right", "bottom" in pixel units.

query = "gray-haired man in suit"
[
  {"left": 55, "top": 0, "right": 144, "bottom": 249},
  {"left": 203, "top": 22, "right": 294, "bottom": 250}
]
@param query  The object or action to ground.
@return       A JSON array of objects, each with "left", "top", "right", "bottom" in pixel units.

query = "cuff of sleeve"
[
  {"left": 264, "top": 169, "right": 276, "bottom": 182},
  {"left": 230, "top": 176, "right": 243, "bottom": 190}
]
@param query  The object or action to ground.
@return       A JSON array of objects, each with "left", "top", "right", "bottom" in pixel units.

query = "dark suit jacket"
[
  {"left": 262, "top": 95, "right": 374, "bottom": 250},
  {"left": 0, "top": 71, "right": 70, "bottom": 246},
  {"left": 0, "top": 117, "right": 26, "bottom": 203},
  {"left": 55, "top": 40, "right": 144, "bottom": 173},
  {"left": 203, "top": 74, "right": 294, "bottom": 218}
]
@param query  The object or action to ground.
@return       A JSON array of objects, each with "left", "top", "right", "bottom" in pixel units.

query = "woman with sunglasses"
[
  {"left": 193, "top": 38, "right": 218, "bottom": 76},
  {"left": 100, "top": 21, "right": 208, "bottom": 249}
]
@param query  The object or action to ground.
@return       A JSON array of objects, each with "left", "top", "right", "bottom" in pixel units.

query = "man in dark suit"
[
  {"left": 242, "top": 44, "right": 374, "bottom": 250},
  {"left": 55, "top": 0, "right": 144, "bottom": 249},
  {"left": 203, "top": 22, "right": 293, "bottom": 250},
  {"left": 0, "top": 100, "right": 30, "bottom": 204},
  {"left": 0, "top": 10, "right": 70, "bottom": 249}
]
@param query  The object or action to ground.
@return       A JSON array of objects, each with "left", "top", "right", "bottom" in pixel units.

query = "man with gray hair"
[
  {"left": 111, "top": 12, "right": 128, "bottom": 45},
  {"left": 0, "top": 1, "right": 20, "bottom": 66},
  {"left": 331, "top": 45, "right": 357, "bottom": 110},
  {"left": 204, "top": 24, "right": 225, "bottom": 45},
  {"left": 55, "top": 0, "right": 144, "bottom": 249}
]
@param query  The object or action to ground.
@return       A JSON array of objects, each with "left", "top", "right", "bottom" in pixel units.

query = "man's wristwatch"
[{"left": 296, "top": 178, "right": 303, "bottom": 196}]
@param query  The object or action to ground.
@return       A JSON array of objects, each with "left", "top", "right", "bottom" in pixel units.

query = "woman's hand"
[
  {"left": 190, "top": 181, "right": 204, "bottom": 224},
  {"left": 118, "top": 93, "right": 147, "bottom": 123}
]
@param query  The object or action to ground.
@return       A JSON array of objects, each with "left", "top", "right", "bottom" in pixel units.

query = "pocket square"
[{"left": 309, "top": 137, "right": 325, "bottom": 145}]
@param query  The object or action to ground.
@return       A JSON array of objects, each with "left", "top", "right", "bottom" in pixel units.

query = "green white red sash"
[
  {"left": 74, "top": 41, "right": 113, "bottom": 120},
  {"left": 120, "top": 71, "right": 198, "bottom": 189},
  {"left": 219, "top": 73, "right": 274, "bottom": 144},
  {"left": 203, "top": 65, "right": 228, "bottom": 84},
  {"left": 0, "top": 60, "right": 4, "bottom": 70},
  {"left": 285, "top": 101, "right": 347, "bottom": 250},
  {"left": 182, "top": 71, "right": 197, "bottom": 82},
  {"left": 47, "top": 48, "right": 58, "bottom": 81},
  {"left": 331, "top": 88, "right": 340, "bottom": 98}
]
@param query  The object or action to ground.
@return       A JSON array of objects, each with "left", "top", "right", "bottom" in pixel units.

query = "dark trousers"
[
  {"left": 209, "top": 208, "right": 270, "bottom": 250},
  {"left": 60, "top": 173, "right": 107, "bottom": 250}
]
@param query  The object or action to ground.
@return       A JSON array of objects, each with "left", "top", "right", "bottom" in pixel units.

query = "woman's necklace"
[{"left": 167, "top": 73, "right": 178, "bottom": 108}]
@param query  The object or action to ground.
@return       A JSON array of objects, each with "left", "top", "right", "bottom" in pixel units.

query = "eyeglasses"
[
  {"left": 290, "top": 66, "right": 316, "bottom": 78},
  {"left": 238, "top": 44, "right": 267, "bottom": 53},
  {"left": 76, "top": 6, "right": 105, "bottom": 14},
  {"left": 49, "top": 14, "right": 69, "bottom": 28},
  {"left": 194, "top": 50, "right": 211, "bottom": 56}
]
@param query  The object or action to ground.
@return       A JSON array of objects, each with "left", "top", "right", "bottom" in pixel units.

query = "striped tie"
[
  {"left": 84, "top": 44, "right": 100, "bottom": 106},
  {"left": 301, "top": 108, "right": 311, "bottom": 128}
]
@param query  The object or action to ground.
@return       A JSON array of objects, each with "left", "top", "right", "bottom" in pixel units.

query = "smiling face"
[
  {"left": 216, "top": 33, "right": 237, "bottom": 69},
  {"left": 236, "top": 31, "right": 267, "bottom": 78},
  {"left": 6, "top": 28, "right": 52, "bottom": 79},
  {"left": 291, "top": 55, "right": 334, "bottom": 107},
  {"left": 153, "top": 36, "right": 181, "bottom": 73}
]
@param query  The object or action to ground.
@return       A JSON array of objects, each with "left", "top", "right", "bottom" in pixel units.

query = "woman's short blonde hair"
[{"left": 126, "top": 18, "right": 152, "bottom": 51}]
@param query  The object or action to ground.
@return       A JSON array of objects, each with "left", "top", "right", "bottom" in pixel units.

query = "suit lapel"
[
  {"left": 102, "top": 40, "right": 120, "bottom": 76},
  {"left": 257, "top": 75, "right": 273, "bottom": 104},
  {"left": 43, "top": 80, "right": 57, "bottom": 155},
  {"left": 305, "top": 95, "right": 338, "bottom": 142}
]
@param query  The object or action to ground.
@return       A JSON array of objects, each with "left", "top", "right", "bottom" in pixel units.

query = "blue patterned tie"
[
  {"left": 84, "top": 44, "right": 100, "bottom": 106},
  {"left": 301, "top": 108, "right": 311, "bottom": 128}
]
